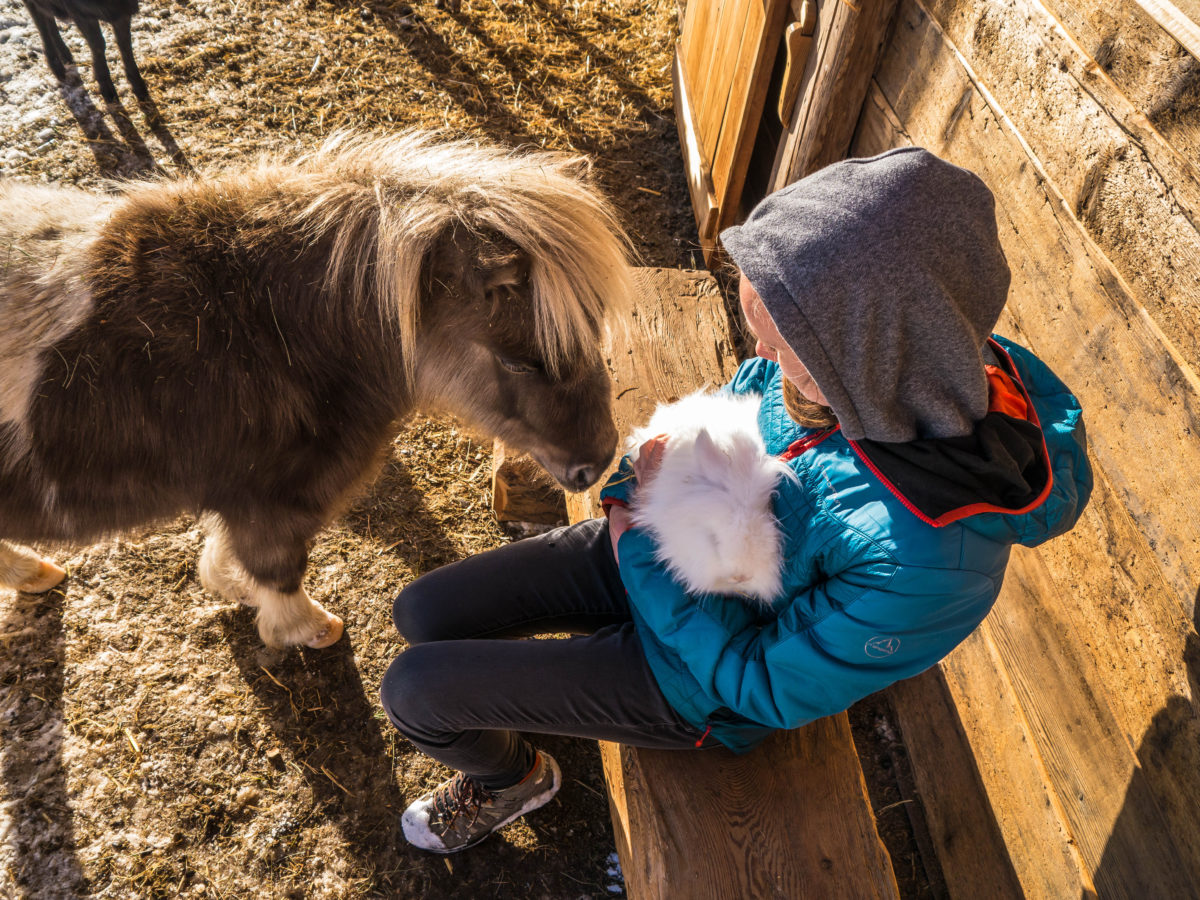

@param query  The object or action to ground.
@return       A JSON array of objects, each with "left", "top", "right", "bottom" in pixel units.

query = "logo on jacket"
[{"left": 865, "top": 636, "right": 900, "bottom": 658}]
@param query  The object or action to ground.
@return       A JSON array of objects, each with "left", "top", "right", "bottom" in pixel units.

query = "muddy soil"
[{"left": 0, "top": 0, "right": 935, "bottom": 896}]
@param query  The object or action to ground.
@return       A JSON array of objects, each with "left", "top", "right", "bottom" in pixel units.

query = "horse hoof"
[
  {"left": 18, "top": 560, "right": 67, "bottom": 593},
  {"left": 304, "top": 614, "right": 344, "bottom": 649}
]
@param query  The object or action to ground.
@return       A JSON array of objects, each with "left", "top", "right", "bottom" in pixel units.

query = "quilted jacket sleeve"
[{"left": 615, "top": 524, "right": 998, "bottom": 729}]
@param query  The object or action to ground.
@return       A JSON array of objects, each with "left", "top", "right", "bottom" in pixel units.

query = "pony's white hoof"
[
  {"left": 304, "top": 614, "right": 344, "bottom": 649},
  {"left": 18, "top": 560, "right": 67, "bottom": 593}
]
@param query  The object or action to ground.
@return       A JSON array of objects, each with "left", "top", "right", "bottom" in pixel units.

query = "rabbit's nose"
[{"left": 731, "top": 574, "right": 750, "bottom": 584}]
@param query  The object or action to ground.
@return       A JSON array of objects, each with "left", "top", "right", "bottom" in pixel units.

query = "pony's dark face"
[{"left": 414, "top": 227, "right": 617, "bottom": 492}]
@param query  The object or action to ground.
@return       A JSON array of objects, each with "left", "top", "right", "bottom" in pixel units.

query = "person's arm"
[{"left": 615, "top": 525, "right": 998, "bottom": 728}]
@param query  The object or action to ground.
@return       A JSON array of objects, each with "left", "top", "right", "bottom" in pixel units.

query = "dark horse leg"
[
  {"left": 110, "top": 15, "right": 148, "bottom": 101},
  {"left": 198, "top": 513, "right": 344, "bottom": 649},
  {"left": 72, "top": 15, "right": 119, "bottom": 103},
  {"left": 21, "top": 1, "right": 75, "bottom": 83}
]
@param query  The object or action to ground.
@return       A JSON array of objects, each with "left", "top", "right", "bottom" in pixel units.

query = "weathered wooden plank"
[
  {"left": 887, "top": 668, "right": 1025, "bottom": 900},
  {"left": 916, "top": 0, "right": 1200, "bottom": 376},
  {"left": 1131, "top": 0, "right": 1200, "bottom": 60},
  {"left": 602, "top": 717, "right": 899, "bottom": 900},
  {"left": 872, "top": 0, "right": 1200, "bottom": 634},
  {"left": 712, "top": 0, "right": 791, "bottom": 217},
  {"left": 1037, "top": 0, "right": 1200, "bottom": 164},
  {"left": 673, "top": 49, "right": 721, "bottom": 244},
  {"left": 860, "top": 5, "right": 1200, "bottom": 889},
  {"left": 984, "top": 547, "right": 1196, "bottom": 898},
  {"left": 677, "top": 0, "right": 791, "bottom": 257},
  {"left": 928, "top": 627, "right": 1092, "bottom": 897},
  {"left": 768, "top": 0, "right": 900, "bottom": 189}
]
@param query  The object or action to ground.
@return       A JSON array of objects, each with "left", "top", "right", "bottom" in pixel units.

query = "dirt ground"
[{"left": 0, "top": 0, "right": 936, "bottom": 897}]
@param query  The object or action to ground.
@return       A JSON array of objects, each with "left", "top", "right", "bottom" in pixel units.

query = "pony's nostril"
[{"left": 566, "top": 464, "right": 598, "bottom": 491}]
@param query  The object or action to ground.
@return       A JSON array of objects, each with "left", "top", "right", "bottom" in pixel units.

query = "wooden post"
[{"left": 769, "top": 0, "right": 901, "bottom": 190}]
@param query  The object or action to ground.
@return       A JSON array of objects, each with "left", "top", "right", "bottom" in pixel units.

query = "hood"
[
  {"left": 848, "top": 338, "right": 1092, "bottom": 547},
  {"left": 721, "top": 147, "right": 1011, "bottom": 442}
]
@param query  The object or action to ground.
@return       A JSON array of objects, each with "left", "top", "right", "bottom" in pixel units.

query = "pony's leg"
[
  {"left": 110, "top": 16, "right": 148, "bottom": 101},
  {"left": 72, "top": 16, "right": 119, "bottom": 103},
  {"left": 21, "top": 1, "right": 73, "bottom": 82},
  {"left": 198, "top": 517, "right": 343, "bottom": 649},
  {"left": 0, "top": 540, "right": 67, "bottom": 593}
]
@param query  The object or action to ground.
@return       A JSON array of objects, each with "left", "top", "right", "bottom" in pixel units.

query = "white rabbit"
[{"left": 627, "top": 389, "right": 794, "bottom": 605}]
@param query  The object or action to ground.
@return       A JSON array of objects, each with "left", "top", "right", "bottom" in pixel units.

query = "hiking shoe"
[{"left": 401, "top": 751, "right": 562, "bottom": 854}]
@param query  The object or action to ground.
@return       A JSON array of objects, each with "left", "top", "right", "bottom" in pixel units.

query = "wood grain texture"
[
  {"left": 982, "top": 549, "right": 1196, "bottom": 898},
  {"left": 677, "top": 0, "right": 791, "bottom": 255},
  {"left": 886, "top": 669, "right": 1025, "bottom": 900},
  {"left": 768, "top": 0, "right": 900, "bottom": 190},
  {"left": 570, "top": 266, "right": 898, "bottom": 899},
  {"left": 1131, "top": 0, "right": 1200, "bottom": 59},
  {"left": 601, "top": 718, "right": 899, "bottom": 900},
  {"left": 858, "top": 2, "right": 1200, "bottom": 891},
  {"left": 1036, "top": 0, "right": 1200, "bottom": 165},
  {"left": 871, "top": 0, "right": 1200, "bottom": 630},
  {"left": 673, "top": 49, "right": 721, "bottom": 244},
  {"left": 916, "top": 0, "right": 1200, "bottom": 375}
]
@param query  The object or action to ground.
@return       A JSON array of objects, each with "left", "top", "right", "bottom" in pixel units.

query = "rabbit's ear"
[{"left": 693, "top": 428, "right": 728, "bottom": 470}]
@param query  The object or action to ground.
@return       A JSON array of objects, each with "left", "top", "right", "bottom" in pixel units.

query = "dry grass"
[{"left": 0, "top": 0, "right": 698, "bottom": 896}]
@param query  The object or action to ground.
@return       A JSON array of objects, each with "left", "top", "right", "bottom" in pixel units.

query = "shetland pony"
[{"left": 0, "top": 132, "right": 631, "bottom": 649}]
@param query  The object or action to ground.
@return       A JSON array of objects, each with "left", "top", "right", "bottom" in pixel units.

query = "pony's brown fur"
[{"left": 0, "top": 131, "right": 632, "bottom": 648}]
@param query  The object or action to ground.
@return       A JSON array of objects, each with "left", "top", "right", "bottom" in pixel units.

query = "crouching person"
[{"left": 379, "top": 147, "right": 1094, "bottom": 854}]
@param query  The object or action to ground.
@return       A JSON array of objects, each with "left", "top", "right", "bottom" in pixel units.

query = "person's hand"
[
  {"left": 608, "top": 503, "right": 633, "bottom": 563},
  {"left": 608, "top": 434, "right": 668, "bottom": 563}
]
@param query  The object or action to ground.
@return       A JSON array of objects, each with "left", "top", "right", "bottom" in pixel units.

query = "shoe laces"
[{"left": 431, "top": 773, "right": 498, "bottom": 831}]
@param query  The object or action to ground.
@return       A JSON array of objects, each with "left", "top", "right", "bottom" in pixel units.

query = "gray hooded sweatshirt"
[{"left": 720, "top": 147, "right": 1011, "bottom": 443}]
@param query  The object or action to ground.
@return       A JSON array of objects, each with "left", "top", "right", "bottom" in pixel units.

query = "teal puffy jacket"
[{"left": 600, "top": 335, "right": 1092, "bottom": 752}]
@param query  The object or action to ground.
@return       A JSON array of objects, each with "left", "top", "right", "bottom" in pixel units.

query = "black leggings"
[{"left": 379, "top": 518, "right": 704, "bottom": 789}]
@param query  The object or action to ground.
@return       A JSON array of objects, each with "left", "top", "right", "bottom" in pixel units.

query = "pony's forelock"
[{"left": 292, "top": 131, "right": 634, "bottom": 376}]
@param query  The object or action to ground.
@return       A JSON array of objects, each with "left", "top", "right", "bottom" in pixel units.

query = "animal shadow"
[
  {"left": 221, "top": 614, "right": 412, "bottom": 892},
  {"left": 0, "top": 587, "right": 87, "bottom": 899},
  {"left": 1090, "top": 586, "right": 1200, "bottom": 897},
  {"left": 50, "top": 75, "right": 191, "bottom": 176}
]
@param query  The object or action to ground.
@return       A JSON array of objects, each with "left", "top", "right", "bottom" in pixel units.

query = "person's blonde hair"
[{"left": 782, "top": 378, "right": 838, "bottom": 429}]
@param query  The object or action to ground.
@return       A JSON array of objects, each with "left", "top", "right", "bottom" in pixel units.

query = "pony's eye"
[{"left": 497, "top": 356, "right": 540, "bottom": 375}]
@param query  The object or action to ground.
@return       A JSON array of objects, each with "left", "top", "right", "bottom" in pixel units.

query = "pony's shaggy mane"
[{"left": 117, "top": 132, "right": 633, "bottom": 378}]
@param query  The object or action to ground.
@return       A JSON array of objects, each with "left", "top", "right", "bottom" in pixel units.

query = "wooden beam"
[
  {"left": 1131, "top": 0, "right": 1200, "bottom": 60},
  {"left": 916, "top": 0, "right": 1200, "bottom": 375},
  {"left": 871, "top": 0, "right": 1200, "bottom": 627},
  {"left": 602, "top": 717, "right": 899, "bottom": 900},
  {"left": 673, "top": 47, "right": 721, "bottom": 248},
  {"left": 858, "top": 0, "right": 1200, "bottom": 889},
  {"left": 887, "top": 669, "right": 1025, "bottom": 900},
  {"left": 1036, "top": 0, "right": 1200, "bottom": 165},
  {"left": 768, "top": 0, "right": 900, "bottom": 190}
]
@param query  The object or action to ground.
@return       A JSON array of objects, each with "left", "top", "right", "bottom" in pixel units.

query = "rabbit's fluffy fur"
[{"left": 628, "top": 390, "right": 793, "bottom": 604}]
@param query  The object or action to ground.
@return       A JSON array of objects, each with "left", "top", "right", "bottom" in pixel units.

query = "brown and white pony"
[{"left": 0, "top": 132, "right": 631, "bottom": 649}]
